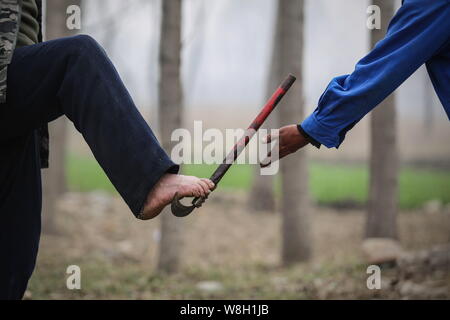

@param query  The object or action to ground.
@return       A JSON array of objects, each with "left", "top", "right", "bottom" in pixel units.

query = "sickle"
[
  {"left": 171, "top": 74, "right": 296, "bottom": 217},
  {"left": 171, "top": 192, "right": 208, "bottom": 217}
]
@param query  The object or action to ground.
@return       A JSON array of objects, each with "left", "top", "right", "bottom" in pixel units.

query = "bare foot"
[{"left": 139, "top": 174, "right": 215, "bottom": 220}]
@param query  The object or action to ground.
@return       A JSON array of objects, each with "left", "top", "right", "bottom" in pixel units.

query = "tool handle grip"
[{"left": 171, "top": 74, "right": 296, "bottom": 217}]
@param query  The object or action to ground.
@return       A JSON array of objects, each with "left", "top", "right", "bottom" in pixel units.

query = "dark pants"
[{"left": 0, "top": 35, "right": 178, "bottom": 299}]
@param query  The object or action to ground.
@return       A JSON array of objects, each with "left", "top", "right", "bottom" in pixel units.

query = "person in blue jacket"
[{"left": 265, "top": 0, "right": 450, "bottom": 158}]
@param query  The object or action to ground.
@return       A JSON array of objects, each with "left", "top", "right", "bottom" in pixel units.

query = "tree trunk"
[
  {"left": 274, "top": 0, "right": 312, "bottom": 265},
  {"left": 366, "top": 0, "right": 398, "bottom": 239},
  {"left": 423, "top": 68, "right": 434, "bottom": 135},
  {"left": 42, "top": 0, "right": 81, "bottom": 234},
  {"left": 247, "top": 26, "right": 279, "bottom": 213},
  {"left": 157, "top": 0, "right": 185, "bottom": 273},
  {"left": 247, "top": 124, "right": 276, "bottom": 212}
]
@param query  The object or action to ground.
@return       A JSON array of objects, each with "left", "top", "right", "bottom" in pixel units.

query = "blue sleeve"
[{"left": 301, "top": 0, "right": 450, "bottom": 148}]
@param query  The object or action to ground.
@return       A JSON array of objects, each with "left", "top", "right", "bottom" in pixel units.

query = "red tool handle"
[
  {"left": 209, "top": 73, "right": 296, "bottom": 185},
  {"left": 172, "top": 74, "right": 296, "bottom": 216}
]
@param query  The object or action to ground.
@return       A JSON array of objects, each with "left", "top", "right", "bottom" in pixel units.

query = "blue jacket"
[{"left": 301, "top": 0, "right": 450, "bottom": 148}]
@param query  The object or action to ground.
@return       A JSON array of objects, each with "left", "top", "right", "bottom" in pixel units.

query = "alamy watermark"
[
  {"left": 367, "top": 5, "right": 381, "bottom": 30},
  {"left": 66, "top": 5, "right": 81, "bottom": 30},
  {"left": 66, "top": 265, "right": 81, "bottom": 290},
  {"left": 64, "top": 4, "right": 384, "bottom": 34},
  {"left": 171, "top": 121, "right": 280, "bottom": 175},
  {"left": 366, "top": 265, "right": 381, "bottom": 290}
]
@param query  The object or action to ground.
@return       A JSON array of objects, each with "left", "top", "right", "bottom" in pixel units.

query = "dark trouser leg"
[
  {"left": 0, "top": 132, "right": 42, "bottom": 299},
  {"left": 0, "top": 35, "right": 178, "bottom": 216}
]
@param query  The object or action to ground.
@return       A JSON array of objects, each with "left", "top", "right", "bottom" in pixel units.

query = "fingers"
[
  {"left": 259, "top": 147, "right": 294, "bottom": 168},
  {"left": 261, "top": 129, "right": 282, "bottom": 166},
  {"left": 260, "top": 125, "right": 310, "bottom": 167},
  {"left": 193, "top": 184, "right": 204, "bottom": 198},
  {"left": 262, "top": 131, "right": 279, "bottom": 144},
  {"left": 260, "top": 159, "right": 271, "bottom": 168},
  {"left": 201, "top": 178, "right": 215, "bottom": 190},
  {"left": 180, "top": 178, "right": 215, "bottom": 199},
  {"left": 260, "top": 151, "right": 272, "bottom": 168},
  {"left": 193, "top": 178, "right": 215, "bottom": 198},
  {"left": 198, "top": 179, "right": 211, "bottom": 196}
]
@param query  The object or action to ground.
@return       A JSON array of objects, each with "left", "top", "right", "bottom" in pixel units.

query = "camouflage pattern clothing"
[
  {"left": 0, "top": 0, "right": 21, "bottom": 103},
  {"left": 0, "top": 0, "right": 48, "bottom": 168}
]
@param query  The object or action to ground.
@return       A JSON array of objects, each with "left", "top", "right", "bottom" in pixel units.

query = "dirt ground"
[{"left": 28, "top": 191, "right": 450, "bottom": 300}]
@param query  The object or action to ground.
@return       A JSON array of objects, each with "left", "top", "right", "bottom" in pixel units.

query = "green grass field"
[{"left": 67, "top": 153, "right": 450, "bottom": 209}]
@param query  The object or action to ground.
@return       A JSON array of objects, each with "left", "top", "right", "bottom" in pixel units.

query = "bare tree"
[
  {"left": 157, "top": 0, "right": 185, "bottom": 273},
  {"left": 274, "top": 0, "right": 312, "bottom": 264},
  {"left": 366, "top": 0, "right": 398, "bottom": 239},
  {"left": 183, "top": 0, "right": 207, "bottom": 100},
  {"left": 423, "top": 68, "right": 435, "bottom": 134},
  {"left": 247, "top": 38, "right": 279, "bottom": 213},
  {"left": 42, "top": 0, "right": 81, "bottom": 234},
  {"left": 248, "top": 132, "right": 276, "bottom": 212}
]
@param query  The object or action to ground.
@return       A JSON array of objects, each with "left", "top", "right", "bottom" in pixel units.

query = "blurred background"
[{"left": 30, "top": 0, "right": 449, "bottom": 299}]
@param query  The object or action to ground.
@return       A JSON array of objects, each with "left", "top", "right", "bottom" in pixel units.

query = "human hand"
[{"left": 260, "top": 124, "right": 310, "bottom": 167}]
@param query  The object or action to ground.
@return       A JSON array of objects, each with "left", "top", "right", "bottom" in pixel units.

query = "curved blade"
[
  {"left": 171, "top": 193, "right": 196, "bottom": 217},
  {"left": 171, "top": 193, "right": 209, "bottom": 217}
]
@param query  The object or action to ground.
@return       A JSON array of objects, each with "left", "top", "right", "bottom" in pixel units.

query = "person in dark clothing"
[
  {"left": 0, "top": 1, "right": 214, "bottom": 299},
  {"left": 264, "top": 0, "right": 450, "bottom": 162}
]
